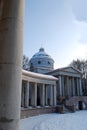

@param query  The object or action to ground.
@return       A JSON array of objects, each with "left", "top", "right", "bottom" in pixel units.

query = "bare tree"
[
  {"left": 22, "top": 55, "right": 30, "bottom": 70},
  {"left": 69, "top": 59, "right": 87, "bottom": 96},
  {"left": 69, "top": 59, "right": 85, "bottom": 71}
]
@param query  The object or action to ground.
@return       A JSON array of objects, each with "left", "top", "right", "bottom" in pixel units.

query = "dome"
[
  {"left": 29, "top": 47, "right": 54, "bottom": 74},
  {"left": 32, "top": 47, "right": 51, "bottom": 59}
]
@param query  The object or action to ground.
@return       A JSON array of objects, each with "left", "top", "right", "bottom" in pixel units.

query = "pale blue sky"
[{"left": 24, "top": 0, "right": 87, "bottom": 69}]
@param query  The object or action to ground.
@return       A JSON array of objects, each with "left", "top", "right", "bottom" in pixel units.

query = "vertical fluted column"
[
  {"left": 72, "top": 77, "right": 75, "bottom": 96},
  {"left": 25, "top": 82, "right": 29, "bottom": 107},
  {"left": 79, "top": 78, "right": 82, "bottom": 96},
  {"left": 0, "top": 0, "right": 24, "bottom": 130},
  {"left": 53, "top": 85, "right": 56, "bottom": 106},
  {"left": 66, "top": 77, "right": 69, "bottom": 97},
  {"left": 62, "top": 76, "right": 64, "bottom": 96},
  {"left": 69, "top": 77, "right": 71, "bottom": 97},
  {"left": 34, "top": 83, "right": 37, "bottom": 107},
  {"left": 59, "top": 76, "right": 62, "bottom": 96},
  {"left": 41, "top": 84, "right": 45, "bottom": 106},
  {"left": 76, "top": 78, "right": 79, "bottom": 96},
  {"left": 45, "top": 85, "right": 48, "bottom": 106},
  {"left": 50, "top": 85, "right": 53, "bottom": 106},
  {"left": 31, "top": 83, "right": 37, "bottom": 107},
  {"left": 21, "top": 83, "right": 24, "bottom": 107}
]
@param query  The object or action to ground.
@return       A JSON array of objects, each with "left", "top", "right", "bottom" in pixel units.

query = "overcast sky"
[{"left": 24, "top": 0, "right": 87, "bottom": 69}]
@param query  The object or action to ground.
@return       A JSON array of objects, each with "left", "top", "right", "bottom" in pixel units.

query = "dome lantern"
[{"left": 39, "top": 47, "right": 44, "bottom": 52}]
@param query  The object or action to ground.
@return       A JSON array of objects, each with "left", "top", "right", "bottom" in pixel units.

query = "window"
[
  {"left": 38, "top": 61, "right": 41, "bottom": 64},
  {"left": 48, "top": 61, "right": 50, "bottom": 65}
]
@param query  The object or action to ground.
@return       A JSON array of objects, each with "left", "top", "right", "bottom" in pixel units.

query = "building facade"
[
  {"left": 22, "top": 70, "right": 57, "bottom": 108},
  {"left": 21, "top": 70, "right": 58, "bottom": 118},
  {"left": 48, "top": 67, "right": 87, "bottom": 111},
  {"left": 48, "top": 66, "right": 82, "bottom": 98},
  {"left": 21, "top": 48, "right": 87, "bottom": 118}
]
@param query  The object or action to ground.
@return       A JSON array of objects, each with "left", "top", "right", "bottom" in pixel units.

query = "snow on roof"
[{"left": 22, "top": 70, "right": 58, "bottom": 81}]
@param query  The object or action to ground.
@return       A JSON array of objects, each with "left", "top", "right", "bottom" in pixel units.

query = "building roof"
[
  {"left": 30, "top": 47, "right": 54, "bottom": 61},
  {"left": 48, "top": 66, "right": 82, "bottom": 74},
  {"left": 22, "top": 70, "right": 58, "bottom": 81}
]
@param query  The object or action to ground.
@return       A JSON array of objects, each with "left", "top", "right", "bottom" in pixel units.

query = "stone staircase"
[
  {"left": 62, "top": 105, "right": 74, "bottom": 114},
  {"left": 56, "top": 104, "right": 74, "bottom": 114}
]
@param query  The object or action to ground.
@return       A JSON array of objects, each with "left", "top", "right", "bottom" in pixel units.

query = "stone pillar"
[
  {"left": 79, "top": 78, "right": 82, "bottom": 96},
  {"left": 50, "top": 85, "right": 53, "bottom": 106},
  {"left": 72, "top": 77, "right": 75, "bottom": 96},
  {"left": 59, "top": 76, "right": 62, "bottom": 96},
  {"left": 41, "top": 84, "right": 45, "bottom": 106},
  {"left": 21, "top": 82, "right": 24, "bottom": 107},
  {"left": 53, "top": 85, "right": 56, "bottom": 106},
  {"left": 31, "top": 83, "right": 37, "bottom": 107},
  {"left": 0, "top": 0, "right": 24, "bottom": 130},
  {"left": 34, "top": 83, "right": 37, "bottom": 106},
  {"left": 45, "top": 85, "right": 48, "bottom": 106},
  {"left": 69, "top": 77, "right": 71, "bottom": 97},
  {"left": 76, "top": 78, "right": 79, "bottom": 96},
  {"left": 66, "top": 77, "right": 69, "bottom": 97},
  {"left": 25, "top": 82, "right": 30, "bottom": 107},
  {"left": 62, "top": 76, "right": 64, "bottom": 96}
]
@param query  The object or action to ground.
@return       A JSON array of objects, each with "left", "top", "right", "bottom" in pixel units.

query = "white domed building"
[
  {"left": 21, "top": 47, "right": 85, "bottom": 118},
  {"left": 29, "top": 47, "right": 54, "bottom": 74}
]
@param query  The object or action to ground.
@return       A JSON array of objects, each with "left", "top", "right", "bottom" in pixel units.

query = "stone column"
[
  {"left": 41, "top": 84, "right": 45, "bottom": 106},
  {"left": 21, "top": 83, "right": 24, "bottom": 107},
  {"left": 76, "top": 78, "right": 79, "bottom": 96},
  {"left": 79, "top": 78, "right": 82, "bottom": 96},
  {"left": 25, "top": 82, "right": 30, "bottom": 107},
  {"left": 53, "top": 85, "right": 56, "bottom": 106},
  {"left": 0, "top": 0, "right": 24, "bottom": 130},
  {"left": 62, "top": 76, "right": 64, "bottom": 96},
  {"left": 72, "top": 77, "right": 75, "bottom": 96},
  {"left": 31, "top": 83, "right": 37, "bottom": 107},
  {"left": 59, "top": 76, "right": 62, "bottom": 96},
  {"left": 50, "top": 85, "right": 53, "bottom": 106},
  {"left": 45, "top": 85, "right": 48, "bottom": 106},
  {"left": 69, "top": 77, "right": 71, "bottom": 97},
  {"left": 66, "top": 77, "right": 69, "bottom": 97},
  {"left": 34, "top": 83, "right": 37, "bottom": 107}
]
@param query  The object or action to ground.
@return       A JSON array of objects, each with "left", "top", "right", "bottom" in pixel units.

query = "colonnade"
[
  {"left": 21, "top": 81, "right": 56, "bottom": 108},
  {"left": 58, "top": 75, "right": 82, "bottom": 98}
]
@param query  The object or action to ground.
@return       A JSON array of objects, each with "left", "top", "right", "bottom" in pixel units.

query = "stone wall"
[
  {"left": 21, "top": 107, "right": 56, "bottom": 119},
  {"left": 65, "top": 96, "right": 87, "bottom": 110},
  {"left": 21, "top": 96, "right": 87, "bottom": 118}
]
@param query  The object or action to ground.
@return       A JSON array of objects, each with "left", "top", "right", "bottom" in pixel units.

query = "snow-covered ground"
[{"left": 20, "top": 110, "right": 87, "bottom": 130}]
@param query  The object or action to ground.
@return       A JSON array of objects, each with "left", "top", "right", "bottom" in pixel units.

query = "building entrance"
[{"left": 79, "top": 101, "right": 83, "bottom": 110}]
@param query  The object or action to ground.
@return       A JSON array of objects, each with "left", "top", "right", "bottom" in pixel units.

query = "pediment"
[
  {"left": 47, "top": 66, "right": 82, "bottom": 77},
  {"left": 61, "top": 67, "right": 81, "bottom": 74}
]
